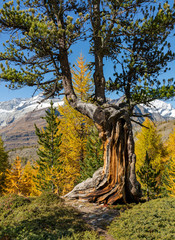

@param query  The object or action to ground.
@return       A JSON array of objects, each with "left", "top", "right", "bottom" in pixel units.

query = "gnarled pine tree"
[{"left": 0, "top": 0, "right": 175, "bottom": 204}]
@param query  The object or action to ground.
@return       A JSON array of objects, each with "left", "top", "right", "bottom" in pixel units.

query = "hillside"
[
  {"left": 4, "top": 119, "right": 174, "bottom": 164},
  {"left": 0, "top": 95, "right": 63, "bottom": 162},
  {"left": 0, "top": 193, "right": 174, "bottom": 240},
  {"left": 0, "top": 94, "right": 63, "bottom": 129},
  {"left": 134, "top": 118, "right": 175, "bottom": 142},
  {"left": 0, "top": 108, "right": 46, "bottom": 163},
  {"left": 0, "top": 95, "right": 175, "bottom": 162},
  {"left": 0, "top": 108, "right": 46, "bottom": 150},
  {"left": 157, "top": 118, "right": 175, "bottom": 142}
]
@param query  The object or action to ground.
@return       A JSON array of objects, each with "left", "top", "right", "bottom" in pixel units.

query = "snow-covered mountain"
[
  {"left": 0, "top": 95, "right": 175, "bottom": 152},
  {"left": 0, "top": 94, "right": 175, "bottom": 129},
  {"left": 141, "top": 100, "right": 175, "bottom": 119},
  {"left": 0, "top": 94, "right": 64, "bottom": 128}
]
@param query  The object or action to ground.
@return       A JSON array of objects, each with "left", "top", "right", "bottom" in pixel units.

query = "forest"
[
  {"left": 0, "top": 55, "right": 175, "bottom": 199},
  {"left": 0, "top": 0, "right": 175, "bottom": 239},
  {"left": 0, "top": 55, "right": 175, "bottom": 239}
]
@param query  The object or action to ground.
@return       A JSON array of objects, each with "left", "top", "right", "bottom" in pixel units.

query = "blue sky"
[{"left": 0, "top": 1, "right": 175, "bottom": 108}]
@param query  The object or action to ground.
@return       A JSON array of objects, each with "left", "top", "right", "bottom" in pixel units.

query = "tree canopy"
[{"left": 0, "top": 0, "right": 175, "bottom": 109}]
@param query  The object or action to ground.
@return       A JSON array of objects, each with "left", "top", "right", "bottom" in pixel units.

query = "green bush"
[
  {"left": 33, "top": 191, "right": 64, "bottom": 205},
  {"left": 61, "top": 231, "right": 104, "bottom": 240},
  {"left": 108, "top": 197, "right": 175, "bottom": 240},
  {"left": 0, "top": 192, "right": 102, "bottom": 240}
]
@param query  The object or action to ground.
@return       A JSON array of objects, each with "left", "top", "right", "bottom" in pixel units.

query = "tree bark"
[
  {"left": 55, "top": 2, "right": 141, "bottom": 204},
  {"left": 65, "top": 105, "right": 141, "bottom": 204}
]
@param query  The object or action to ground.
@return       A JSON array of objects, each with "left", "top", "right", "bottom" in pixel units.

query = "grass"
[
  {"left": 108, "top": 197, "right": 175, "bottom": 240},
  {"left": 1, "top": 193, "right": 174, "bottom": 240},
  {"left": 0, "top": 192, "right": 103, "bottom": 240}
]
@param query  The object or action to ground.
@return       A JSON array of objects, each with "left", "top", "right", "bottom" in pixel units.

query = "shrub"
[
  {"left": 0, "top": 192, "right": 102, "bottom": 240},
  {"left": 108, "top": 197, "right": 175, "bottom": 240}
]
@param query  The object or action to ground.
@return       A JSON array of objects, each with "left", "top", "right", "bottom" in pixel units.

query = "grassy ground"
[
  {"left": 0, "top": 192, "right": 103, "bottom": 240},
  {"left": 108, "top": 197, "right": 175, "bottom": 240},
  {"left": 1, "top": 193, "right": 175, "bottom": 240}
]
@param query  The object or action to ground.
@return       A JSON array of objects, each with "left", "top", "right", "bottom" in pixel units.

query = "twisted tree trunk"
[{"left": 65, "top": 105, "right": 141, "bottom": 204}]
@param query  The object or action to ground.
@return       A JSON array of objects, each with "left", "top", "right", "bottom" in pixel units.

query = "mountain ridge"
[
  {"left": 0, "top": 94, "right": 64, "bottom": 129},
  {"left": 141, "top": 100, "right": 175, "bottom": 119},
  {"left": 0, "top": 95, "right": 175, "bottom": 159},
  {"left": 1, "top": 95, "right": 175, "bottom": 130}
]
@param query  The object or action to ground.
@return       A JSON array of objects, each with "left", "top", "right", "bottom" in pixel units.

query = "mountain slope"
[
  {"left": 141, "top": 100, "right": 175, "bottom": 119},
  {"left": 0, "top": 95, "right": 175, "bottom": 162},
  {"left": 1, "top": 95, "right": 175, "bottom": 130},
  {"left": 0, "top": 108, "right": 46, "bottom": 150},
  {"left": 0, "top": 94, "right": 63, "bottom": 129}
]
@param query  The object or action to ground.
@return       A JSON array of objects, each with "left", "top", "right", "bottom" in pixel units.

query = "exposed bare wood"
[{"left": 65, "top": 107, "right": 141, "bottom": 204}]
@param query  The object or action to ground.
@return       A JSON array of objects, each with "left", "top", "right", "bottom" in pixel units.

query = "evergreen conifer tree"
[
  {"left": 137, "top": 151, "right": 160, "bottom": 200},
  {"left": 135, "top": 118, "right": 166, "bottom": 176},
  {"left": 35, "top": 101, "right": 62, "bottom": 193},
  {"left": 79, "top": 127, "right": 103, "bottom": 182},
  {"left": 0, "top": 136, "right": 9, "bottom": 194},
  {"left": 135, "top": 118, "right": 167, "bottom": 198}
]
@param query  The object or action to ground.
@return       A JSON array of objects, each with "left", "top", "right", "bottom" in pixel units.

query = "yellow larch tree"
[
  {"left": 57, "top": 55, "right": 94, "bottom": 194},
  {"left": 3, "top": 156, "right": 23, "bottom": 195},
  {"left": 135, "top": 118, "right": 167, "bottom": 173},
  {"left": 135, "top": 118, "right": 167, "bottom": 194},
  {"left": 163, "top": 128, "right": 175, "bottom": 196},
  {"left": 72, "top": 53, "right": 94, "bottom": 101},
  {"left": 3, "top": 157, "right": 40, "bottom": 196},
  {"left": 58, "top": 102, "right": 94, "bottom": 194},
  {"left": 20, "top": 160, "right": 41, "bottom": 196}
]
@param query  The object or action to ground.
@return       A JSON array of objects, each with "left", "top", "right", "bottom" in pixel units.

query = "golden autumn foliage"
[
  {"left": 164, "top": 159, "right": 175, "bottom": 196},
  {"left": 166, "top": 127, "right": 175, "bottom": 158},
  {"left": 2, "top": 55, "right": 95, "bottom": 196},
  {"left": 21, "top": 161, "right": 41, "bottom": 196},
  {"left": 57, "top": 102, "right": 94, "bottom": 194},
  {"left": 135, "top": 118, "right": 167, "bottom": 174},
  {"left": 135, "top": 118, "right": 168, "bottom": 196},
  {"left": 163, "top": 128, "right": 175, "bottom": 196},
  {"left": 3, "top": 156, "right": 23, "bottom": 195},
  {"left": 72, "top": 54, "right": 94, "bottom": 101},
  {"left": 3, "top": 157, "right": 40, "bottom": 196},
  {"left": 57, "top": 55, "right": 94, "bottom": 194},
  {"left": 34, "top": 159, "right": 67, "bottom": 195}
]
